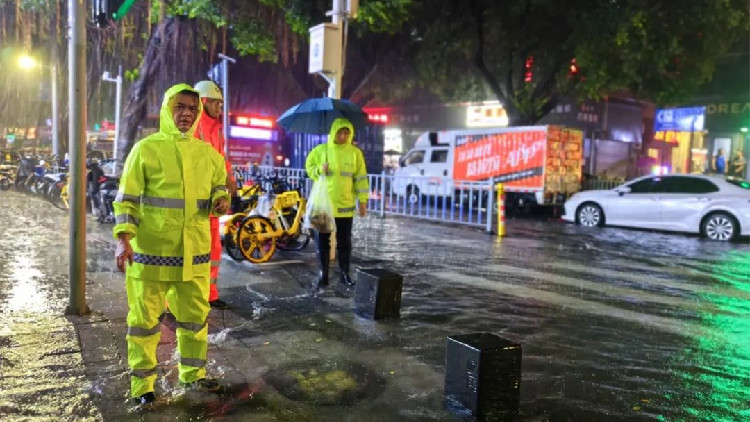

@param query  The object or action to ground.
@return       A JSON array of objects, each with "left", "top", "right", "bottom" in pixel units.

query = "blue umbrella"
[{"left": 276, "top": 97, "right": 369, "bottom": 134}]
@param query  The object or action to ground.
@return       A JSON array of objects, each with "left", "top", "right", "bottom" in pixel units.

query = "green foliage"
[
  {"left": 167, "top": 0, "right": 228, "bottom": 27},
  {"left": 13, "top": 0, "right": 49, "bottom": 12},
  {"left": 125, "top": 68, "right": 139, "bottom": 82},
  {"left": 355, "top": 0, "right": 411, "bottom": 34},
  {"left": 231, "top": 21, "right": 279, "bottom": 62},
  {"left": 413, "top": 0, "right": 749, "bottom": 124},
  {"left": 259, "top": 0, "right": 313, "bottom": 34}
]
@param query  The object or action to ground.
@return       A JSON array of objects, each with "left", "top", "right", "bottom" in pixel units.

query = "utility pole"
[
  {"left": 328, "top": 0, "right": 344, "bottom": 99},
  {"left": 66, "top": 0, "right": 89, "bottom": 316},
  {"left": 102, "top": 65, "right": 123, "bottom": 161},
  {"left": 218, "top": 53, "right": 235, "bottom": 157},
  {"left": 51, "top": 63, "right": 59, "bottom": 158}
]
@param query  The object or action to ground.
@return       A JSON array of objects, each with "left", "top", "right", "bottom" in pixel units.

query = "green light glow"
[{"left": 673, "top": 250, "right": 750, "bottom": 421}]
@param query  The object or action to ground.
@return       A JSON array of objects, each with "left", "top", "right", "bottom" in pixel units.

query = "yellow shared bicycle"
[{"left": 235, "top": 189, "right": 310, "bottom": 263}]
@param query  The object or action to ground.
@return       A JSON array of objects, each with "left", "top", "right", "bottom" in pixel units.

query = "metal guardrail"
[
  {"left": 581, "top": 179, "right": 622, "bottom": 191},
  {"left": 240, "top": 166, "right": 497, "bottom": 232},
  {"left": 368, "top": 174, "right": 495, "bottom": 231}
]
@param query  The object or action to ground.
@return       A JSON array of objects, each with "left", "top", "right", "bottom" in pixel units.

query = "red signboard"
[{"left": 453, "top": 129, "right": 547, "bottom": 189}]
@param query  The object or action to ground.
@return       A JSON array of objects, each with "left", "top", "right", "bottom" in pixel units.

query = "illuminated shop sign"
[
  {"left": 466, "top": 103, "right": 509, "bottom": 127},
  {"left": 654, "top": 107, "right": 705, "bottom": 132},
  {"left": 229, "top": 126, "right": 277, "bottom": 141},
  {"left": 236, "top": 116, "right": 274, "bottom": 128}
]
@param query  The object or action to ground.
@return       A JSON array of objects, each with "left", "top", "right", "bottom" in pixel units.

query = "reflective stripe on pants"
[
  {"left": 209, "top": 216, "right": 221, "bottom": 302},
  {"left": 126, "top": 274, "right": 210, "bottom": 397}
]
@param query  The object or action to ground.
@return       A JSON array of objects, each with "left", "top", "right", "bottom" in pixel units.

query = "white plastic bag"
[{"left": 303, "top": 175, "right": 336, "bottom": 233}]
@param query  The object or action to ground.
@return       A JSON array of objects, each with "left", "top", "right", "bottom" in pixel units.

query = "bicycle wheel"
[
  {"left": 237, "top": 215, "right": 277, "bottom": 263},
  {"left": 277, "top": 215, "right": 311, "bottom": 251},
  {"left": 277, "top": 232, "right": 311, "bottom": 251},
  {"left": 49, "top": 182, "right": 68, "bottom": 210},
  {"left": 223, "top": 214, "right": 246, "bottom": 262}
]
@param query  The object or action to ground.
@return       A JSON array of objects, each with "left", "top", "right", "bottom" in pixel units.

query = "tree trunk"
[{"left": 118, "top": 18, "right": 177, "bottom": 163}]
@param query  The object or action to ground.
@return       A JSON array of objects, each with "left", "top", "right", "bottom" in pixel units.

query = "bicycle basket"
[{"left": 275, "top": 191, "right": 300, "bottom": 209}]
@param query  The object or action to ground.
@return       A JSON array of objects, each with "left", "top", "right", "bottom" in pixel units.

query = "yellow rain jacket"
[
  {"left": 113, "top": 83, "right": 230, "bottom": 281},
  {"left": 305, "top": 118, "right": 369, "bottom": 217}
]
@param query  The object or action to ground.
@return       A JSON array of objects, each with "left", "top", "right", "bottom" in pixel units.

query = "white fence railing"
[{"left": 236, "top": 166, "right": 497, "bottom": 232}]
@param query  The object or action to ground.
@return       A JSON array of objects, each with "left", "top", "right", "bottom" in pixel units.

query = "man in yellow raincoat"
[
  {"left": 113, "top": 83, "right": 230, "bottom": 406},
  {"left": 305, "top": 117, "right": 369, "bottom": 289}
]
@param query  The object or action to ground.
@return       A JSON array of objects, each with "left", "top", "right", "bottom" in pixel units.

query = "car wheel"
[
  {"left": 701, "top": 212, "right": 738, "bottom": 241},
  {"left": 406, "top": 186, "right": 420, "bottom": 204},
  {"left": 576, "top": 202, "right": 604, "bottom": 227}
]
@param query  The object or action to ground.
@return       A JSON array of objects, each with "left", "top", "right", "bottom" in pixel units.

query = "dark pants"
[{"left": 315, "top": 217, "right": 353, "bottom": 277}]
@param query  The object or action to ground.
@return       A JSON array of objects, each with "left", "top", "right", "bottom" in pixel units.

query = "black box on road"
[
  {"left": 354, "top": 268, "right": 402, "bottom": 319},
  {"left": 445, "top": 333, "right": 522, "bottom": 421}
]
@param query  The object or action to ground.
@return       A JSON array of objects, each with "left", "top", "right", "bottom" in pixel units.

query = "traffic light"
[
  {"left": 524, "top": 56, "right": 533, "bottom": 83},
  {"left": 92, "top": 0, "right": 137, "bottom": 28},
  {"left": 569, "top": 58, "right": 578, "bottom": 75}
]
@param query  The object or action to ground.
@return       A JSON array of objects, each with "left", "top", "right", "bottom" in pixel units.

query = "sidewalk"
[{"left": 1, "top": 192, "right": 479, "bottom": 421}]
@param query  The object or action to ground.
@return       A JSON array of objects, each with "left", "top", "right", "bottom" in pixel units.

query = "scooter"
[{"left": 96, "top": 174, "right": 120, "bottom": 224}]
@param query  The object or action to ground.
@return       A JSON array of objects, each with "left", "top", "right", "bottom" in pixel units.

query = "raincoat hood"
[
  {"left": 327, "top": 118, "right": 355, "bottom": 146},
  {"left": 159, "top": 83, "right": 203, "bottom": 137}
]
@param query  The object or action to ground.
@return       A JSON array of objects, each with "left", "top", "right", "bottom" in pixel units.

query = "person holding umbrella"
[{"left": 305, "top": 117, "right": 369, "bottom": 289}]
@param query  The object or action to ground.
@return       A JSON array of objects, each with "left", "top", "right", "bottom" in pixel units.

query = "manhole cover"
[{"left": 265, "top": 358, "right": 385, "bottom": 406}]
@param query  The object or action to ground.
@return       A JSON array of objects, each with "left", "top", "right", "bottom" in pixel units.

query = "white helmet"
[{"left": 193, "top": 80, "right": 223, "bottom": 100}]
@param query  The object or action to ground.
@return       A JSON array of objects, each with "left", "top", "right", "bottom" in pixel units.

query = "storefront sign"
[
  {"left": 466, "top": 104, "right": 509, "bottom": 128},
  {"left": 703, "top": 101, "right": 750, "bottom": 132},
  {"left": 706, "top": 102, "right": 750, "bottom": 115},
  {"left": 654, "top": 107, "right": 705, "bottom": 132}
]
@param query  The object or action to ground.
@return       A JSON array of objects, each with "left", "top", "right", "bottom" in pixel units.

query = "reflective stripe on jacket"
[
  {"left": 305, "top": 118, "right": 369, "bottom": 218},
  {"left": 113, "top": 83, "right": 230, "bottom": 281}
]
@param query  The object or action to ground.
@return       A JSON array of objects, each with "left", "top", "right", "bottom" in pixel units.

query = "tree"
[
  {"left": 414, "top": 0, "right": 749, "bottom": 125},
  {"left": 116, "top": 0, "right": 414, "bottom": 159}
]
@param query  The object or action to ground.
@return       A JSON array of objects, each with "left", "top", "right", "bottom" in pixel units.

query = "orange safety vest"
[{"left": 194, "top": 111, "right": 234, "bottom": 183}]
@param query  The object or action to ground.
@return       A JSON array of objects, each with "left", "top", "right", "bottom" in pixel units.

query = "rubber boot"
[
  {"left": 316, "top": 247, "right": 330, "bottom": 288},
  {"left": 339, "top": 248, "right": 354, "bottom": 286}
]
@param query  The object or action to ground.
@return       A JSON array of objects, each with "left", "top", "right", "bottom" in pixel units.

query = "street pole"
[
  {"left": 328, "top": 0, "right": 344, "bottom": 99},
  {"left": 113, "top": 66, "right": 123, "bottom": 162},
  {"left": 51, "top": 63, "right": 59, "bottom": 158},
  {"left": 218, "top": 53, "right": 236, "bottom": 157},
  {"left": 66, "top": 0, "right": 89, "bottom": 316},
  {"left": 103, "top": 66, "right": 123, "bottom": 161}
]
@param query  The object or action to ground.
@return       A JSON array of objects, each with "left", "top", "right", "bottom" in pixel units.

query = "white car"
[{"left": 563, "top": 174, "right": 750, "bottom": 241}]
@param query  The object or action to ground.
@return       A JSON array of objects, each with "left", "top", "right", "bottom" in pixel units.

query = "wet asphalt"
[{"left": 0, "top": 189, "right": 749, "bottom": 421}]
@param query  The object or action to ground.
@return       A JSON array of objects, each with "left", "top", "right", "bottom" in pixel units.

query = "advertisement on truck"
[{"left": 392, "top": 125, "right": 582, "bottom": 210}]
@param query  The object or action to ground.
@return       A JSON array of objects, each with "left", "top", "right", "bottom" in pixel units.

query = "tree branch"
[
  {"left": 119, "top": 18, "right": 176, "bottom": 162},
  {"left": 470, "top": 0, "right": 518, "bottom": 120},
  {"left": 348, "top": 63, "right": 380, "bottom": 103}
]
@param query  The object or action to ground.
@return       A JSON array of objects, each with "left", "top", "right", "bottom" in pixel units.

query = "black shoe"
[
  {"left": 316, "top": 271, "right": 329, "bottom": 288},
  {"left": 340, "top": 273, "right": 354, "bottom": 286},
  {"left": 132, "top": 391, "right": 156, "bottom": 406},
  {"left": 183, "top": 378, "right": 222, "bottom": 393},
  {"left": 209, "top": 299, "right": 228, "bottom": 310}
]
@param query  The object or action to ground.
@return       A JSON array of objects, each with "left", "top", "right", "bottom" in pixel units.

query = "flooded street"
[{"left": 1, "top": 189, "right": 749, "bottom": 421}]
